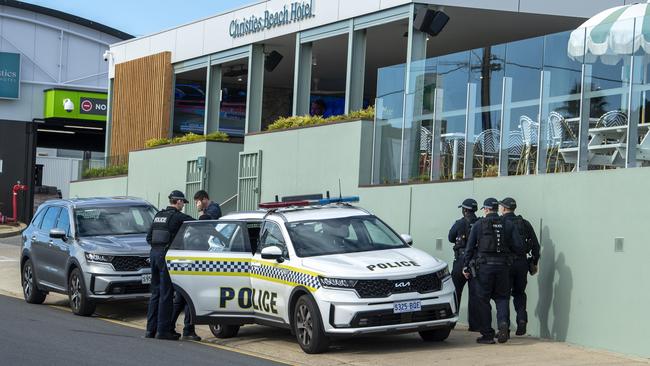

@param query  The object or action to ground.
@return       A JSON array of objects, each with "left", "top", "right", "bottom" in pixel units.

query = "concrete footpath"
[{"left": 0, "top": 238, "right": 647, "bottom": 366}]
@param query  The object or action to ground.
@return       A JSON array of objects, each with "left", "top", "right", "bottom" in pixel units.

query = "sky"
[{"left": 22, "top": 0, "right": 255, "bottom": 37}]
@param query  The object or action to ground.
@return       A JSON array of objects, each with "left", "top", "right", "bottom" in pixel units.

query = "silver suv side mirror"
[
  {"left": 400, "top": 234, "right": 413, "bottom": 246},
  {"left": 261, "top": 246, "right": 284, "bottom": 262},
  {"left": 50, "top": 228, "right": 67, "bottom": 241}
]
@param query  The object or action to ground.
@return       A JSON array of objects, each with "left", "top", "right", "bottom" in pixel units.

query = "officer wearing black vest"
[
  {"left": 463, "top": 198, "right": 524, "bottom": 344},
  {"left": 499, "top": 197, "right": 540, "bottom": 336},
  {"left": 145, "top": 190, "right": 194, "bottom": 340},
  {"left": 447, "top": 198, "right": 479, "bottom": 331}
]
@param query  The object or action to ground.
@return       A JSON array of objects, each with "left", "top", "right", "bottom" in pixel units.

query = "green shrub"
[
  {"left": 82, "top": 164, "right": 128, "bottom": 179},
  {"left": 172, "top": 132, "right": 204, "bottom": 144},
  {"left": 145, "top": 132, "right": 230, "bottom": 149},
  {"left": 145, "top": 138, "right": 171, "bottom": 148},
  {"left": 205, "top": 131, "right": 230, "bottom": 142},
  {"left": 266, "top": 106, "right": 374, "bottom": 131}
]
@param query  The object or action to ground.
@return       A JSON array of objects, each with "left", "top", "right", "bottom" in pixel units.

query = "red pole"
[{"left": 10, "top": 182, "right": 28, "bottom": 223}]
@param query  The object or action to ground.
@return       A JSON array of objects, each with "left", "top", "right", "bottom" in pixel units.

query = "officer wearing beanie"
[
  {"left": 145, "top": 190, "right": 194, "bottom": 341},
  {"left": 447, "top": 198, "right": 480, "bottom": 331},
  {"left": 463, "top": 198, "right": 524, "bottom": 344},
  {"left": 499, "top": 197, "right": 540, "bottom": 336}
]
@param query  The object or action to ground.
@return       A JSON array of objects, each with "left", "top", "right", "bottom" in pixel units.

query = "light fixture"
[
  {"left": 37, "top": 129, "right": 75, "bottom": 135},
  {"left": 63, "top": 125, "right": 104, "bottom": 131},
  {"left": 63, "top": 98, "right": 74, "bottom": 112},
  {"left": 103, "top": 49, "right": 113, "bottom": 62},
  {"left": 312, "top": 57, "right": 318, "bottom": 66}
]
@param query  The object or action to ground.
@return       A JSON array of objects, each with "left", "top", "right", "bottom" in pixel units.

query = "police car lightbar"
[
  {"left": 317, "top": 196, "right": 360, "bottom": 205},
  {"left": 258, "top": 196, "right": 360, "bottom": 209},
  {"left": 259, "top": 200, "right": 310, "bottom": 209}
]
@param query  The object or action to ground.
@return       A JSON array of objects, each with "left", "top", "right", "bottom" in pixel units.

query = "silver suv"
[{"left": 20, "top": 197, "right": 156, "bottom": 315}]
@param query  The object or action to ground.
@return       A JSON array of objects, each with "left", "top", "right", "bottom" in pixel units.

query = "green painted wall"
[
  {"left": 244, "top": 121, "right": 374, "bottom": 201},
  {"left": 71, "top": 141, "right": 243, "bottom": 216},
  {"left": 69, "top": 176, "right": 127, "bottom": 198},
  {"left": 244, "top": 121, "right": 650, "bottom": 359},
  {"left": 128, "top": 141, "right": 242, "bottom": 210}
]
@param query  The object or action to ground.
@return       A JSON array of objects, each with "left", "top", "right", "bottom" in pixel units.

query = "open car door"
[{"left": 166, "top": 220, "right": 253, "bottom": 324}]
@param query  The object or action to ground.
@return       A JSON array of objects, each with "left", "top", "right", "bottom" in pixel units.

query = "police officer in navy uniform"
[
  {"left": 499, "top": 197, "right": 540, "bottom": 336},
  {"left": 463, "top": 198, "right": 524, "bottom": 344},
  {"left": 146, "top": 190, "right": 194, "bottom": 340},
  {"left": 447, "top": 198, "right": 479, "bottom": 331}
]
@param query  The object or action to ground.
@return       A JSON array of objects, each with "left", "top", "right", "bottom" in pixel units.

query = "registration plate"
[
  {"left": 393, "top": 299, "right": 421, "bottom": 314},
  {"left": 141, "top": 274, "right": 152, "bottom": 285}
]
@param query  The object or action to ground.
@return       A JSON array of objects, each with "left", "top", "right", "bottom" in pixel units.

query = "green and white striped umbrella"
[{"left": 569, "top": 1, "right": 650, "bottom": 65}]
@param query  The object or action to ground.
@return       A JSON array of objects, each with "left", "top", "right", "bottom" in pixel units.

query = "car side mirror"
[
  {"left": 400, "top": 234, "right": 413, "bottom": 246},
  {"left": 50, "top": 228, "right": 67, "bottom": 241},
  {"left": 261, "top": 246, "right": 284, "bottom": 262}
]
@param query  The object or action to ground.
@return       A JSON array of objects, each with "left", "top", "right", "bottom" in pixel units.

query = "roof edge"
[{"left": 1, "top": 0, "right": 133, "bottom": 40}]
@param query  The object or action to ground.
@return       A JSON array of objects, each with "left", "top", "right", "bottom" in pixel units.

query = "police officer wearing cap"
[
  {"left": 447, "top": 198, "right": 479, "bottom": 331},
  {"left": 499, "top": 197, "right": 540, "bottom": 336},
  {"left": 463, "top": 198, "right": 524, "bottom": 344},
  {"left": 145, "top": 190, "right": 194, "bottom": 340}
]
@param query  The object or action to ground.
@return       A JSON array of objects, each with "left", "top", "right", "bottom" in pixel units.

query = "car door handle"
[{"left": 169, "top": 259, "right": 193, "bottom": 265}]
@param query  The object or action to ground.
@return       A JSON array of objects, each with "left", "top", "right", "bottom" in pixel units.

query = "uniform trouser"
[
  {"left": 510, "top": 257, "right": 529, "bottom": 324},
  {"left": 451, "top": 256, "right": 479, "bottom": 329},
  {"left": 172, "top": 291, "right": 195, "bottom": 335},
  {"left": 146, "top": 246, "right": 173, "bottom": 335},
  {"left": 475, "top": 263, "right": 511, "bottom": 338}
]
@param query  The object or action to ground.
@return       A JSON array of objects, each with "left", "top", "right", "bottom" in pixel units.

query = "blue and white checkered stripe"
[
  {"left": 251, "top": 263, "right": 321, "bottom": 290},
  {"left": 167, "top": 260, "right": 250, "bottom": 273}
]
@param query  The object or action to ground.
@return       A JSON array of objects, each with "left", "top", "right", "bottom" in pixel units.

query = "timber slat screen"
[{"left": 110, "top": 52, "right": 173, "bottom": 158}]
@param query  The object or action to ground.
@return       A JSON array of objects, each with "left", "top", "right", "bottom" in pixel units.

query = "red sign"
[{"left": 81, "top": 99, "right": 93, "bottom": 112}]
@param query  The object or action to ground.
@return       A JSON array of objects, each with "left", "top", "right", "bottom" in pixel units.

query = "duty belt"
[{"left": 477, "top": 256, "right": 510, "bottom": 266}]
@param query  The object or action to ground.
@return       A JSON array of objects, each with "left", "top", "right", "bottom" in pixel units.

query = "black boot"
[
  {"left": 476, "top": 335, "right": 496, "bottom": 344},
  {"left": 497, "top": 323, "right": 510, "bottom": 344},
  {"left": 182, "top": 332, "right": 201, "bottom": 341},
  {"left": 516, "top": 321, "right": 527, "bottom": 336}
]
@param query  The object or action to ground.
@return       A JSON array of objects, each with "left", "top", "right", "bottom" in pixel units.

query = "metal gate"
[
  {"left": 237, "top": 151, "right": 262, "bottom": 211},
  {"left": 185, "top": 157, "right": 208, "bottom": 218}
]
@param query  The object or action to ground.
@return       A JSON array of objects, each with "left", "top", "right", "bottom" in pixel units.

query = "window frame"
[
  {"left": 170, "top": 220, "right": 253, "bottom": 253},
  {"left": 257, "top": 220, "right": 289, "bottom": 259},
  {"left": 40, "top": 206, "right": 62, "bottom": 233}
]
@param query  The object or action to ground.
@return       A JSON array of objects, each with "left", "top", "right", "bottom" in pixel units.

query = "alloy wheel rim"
[
  {"left": 70, "top": 274, "right": 81, "bottom": 311},
  {"left": 296, "top": 304, "right": 313, "bottom": 346},
  {"left": 23, "top": 264, "right": 32, "bottom": 298}
]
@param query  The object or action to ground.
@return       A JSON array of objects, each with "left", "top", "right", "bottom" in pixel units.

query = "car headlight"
[
  {"left": 85, "top": 252, "right": 114, "bottom": 263},
  {"left": 318, "top": 276, "right": 358, "bottom": 289},
  {"left": 436, "top": 267, "right": 450, "bottom": 280}
]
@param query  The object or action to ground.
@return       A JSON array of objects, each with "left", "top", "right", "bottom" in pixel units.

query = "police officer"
[
  {"left": 463, "top": 198, "right": 524, "bottom": 344},
  {"left": 447, "top": 198, "right": 479, "bottom": 331},
  {"left": 145, "top": 190, "right": 194, "bottom": 340},
  {"left": 499, "top": 197, "right": 540, "bottom": 336}
]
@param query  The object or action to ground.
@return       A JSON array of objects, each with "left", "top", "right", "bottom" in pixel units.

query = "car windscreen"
[
  {"left": 74, "top": 205, "right": 156, "bottom": 237},
  {"left": 286, "top": 215, "right": 407, "bottom": 257}
]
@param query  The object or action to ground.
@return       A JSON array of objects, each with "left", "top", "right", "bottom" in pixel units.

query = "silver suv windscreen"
[
  {"left": 74, "top": 205, "right": 156, "bottom": 237},
  {"left": 286, "top": 215, "right": 408, "bottom": 257}
]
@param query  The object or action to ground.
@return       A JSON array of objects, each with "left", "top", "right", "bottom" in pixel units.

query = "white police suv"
[{"left": 165, "top": 197, "right": 457, "bottom": 353}]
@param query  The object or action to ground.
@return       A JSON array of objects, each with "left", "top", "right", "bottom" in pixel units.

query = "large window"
[
  {"left": 172, "top": 68, "right": 207, "bottom": 136},
  {"left": 310, "top": 34, "right": 348, "bottom": 118},
  {"left": 262, "top": 35, "right": 295, "bottom": 130},
  {"left": 219, "top": 58, "right": 249, "bottom": 137}
]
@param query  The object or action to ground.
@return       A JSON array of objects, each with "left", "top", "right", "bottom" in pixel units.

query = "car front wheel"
[
  {"left": 209, "top": 324, "right": 240, "bottom": 338},
  {"left": 68, "top": 268, "right": 95, "bottom": 316},
  {"left": 22, "top": 259, "right": 46, "bottom": 304},
  {"left": 419, "top": 326, "right": 452, "bottom": 342},
  {"left": 293, "top": 295, "right": 329, "bottom": 354}
]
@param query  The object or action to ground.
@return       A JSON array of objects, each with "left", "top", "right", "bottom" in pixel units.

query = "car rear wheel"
[
  {"left": 68, "top": 268, "right": 95, "bottom": 316},
  {"left": 293, "top": 295, "right": 329, "bottom": 354},
  {"left": 419, "top": 326, "right": 452, "bottom": 342},
  {"left": 209, "top": 324, "right": 240, "bottom": 338},
  {"left": 22, "top": 259, "right": 46, "bottom": 304}
]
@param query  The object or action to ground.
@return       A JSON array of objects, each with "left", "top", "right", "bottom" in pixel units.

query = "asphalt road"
[{"left": 0, "top": 294, "right": 284, "bottom": 366}]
